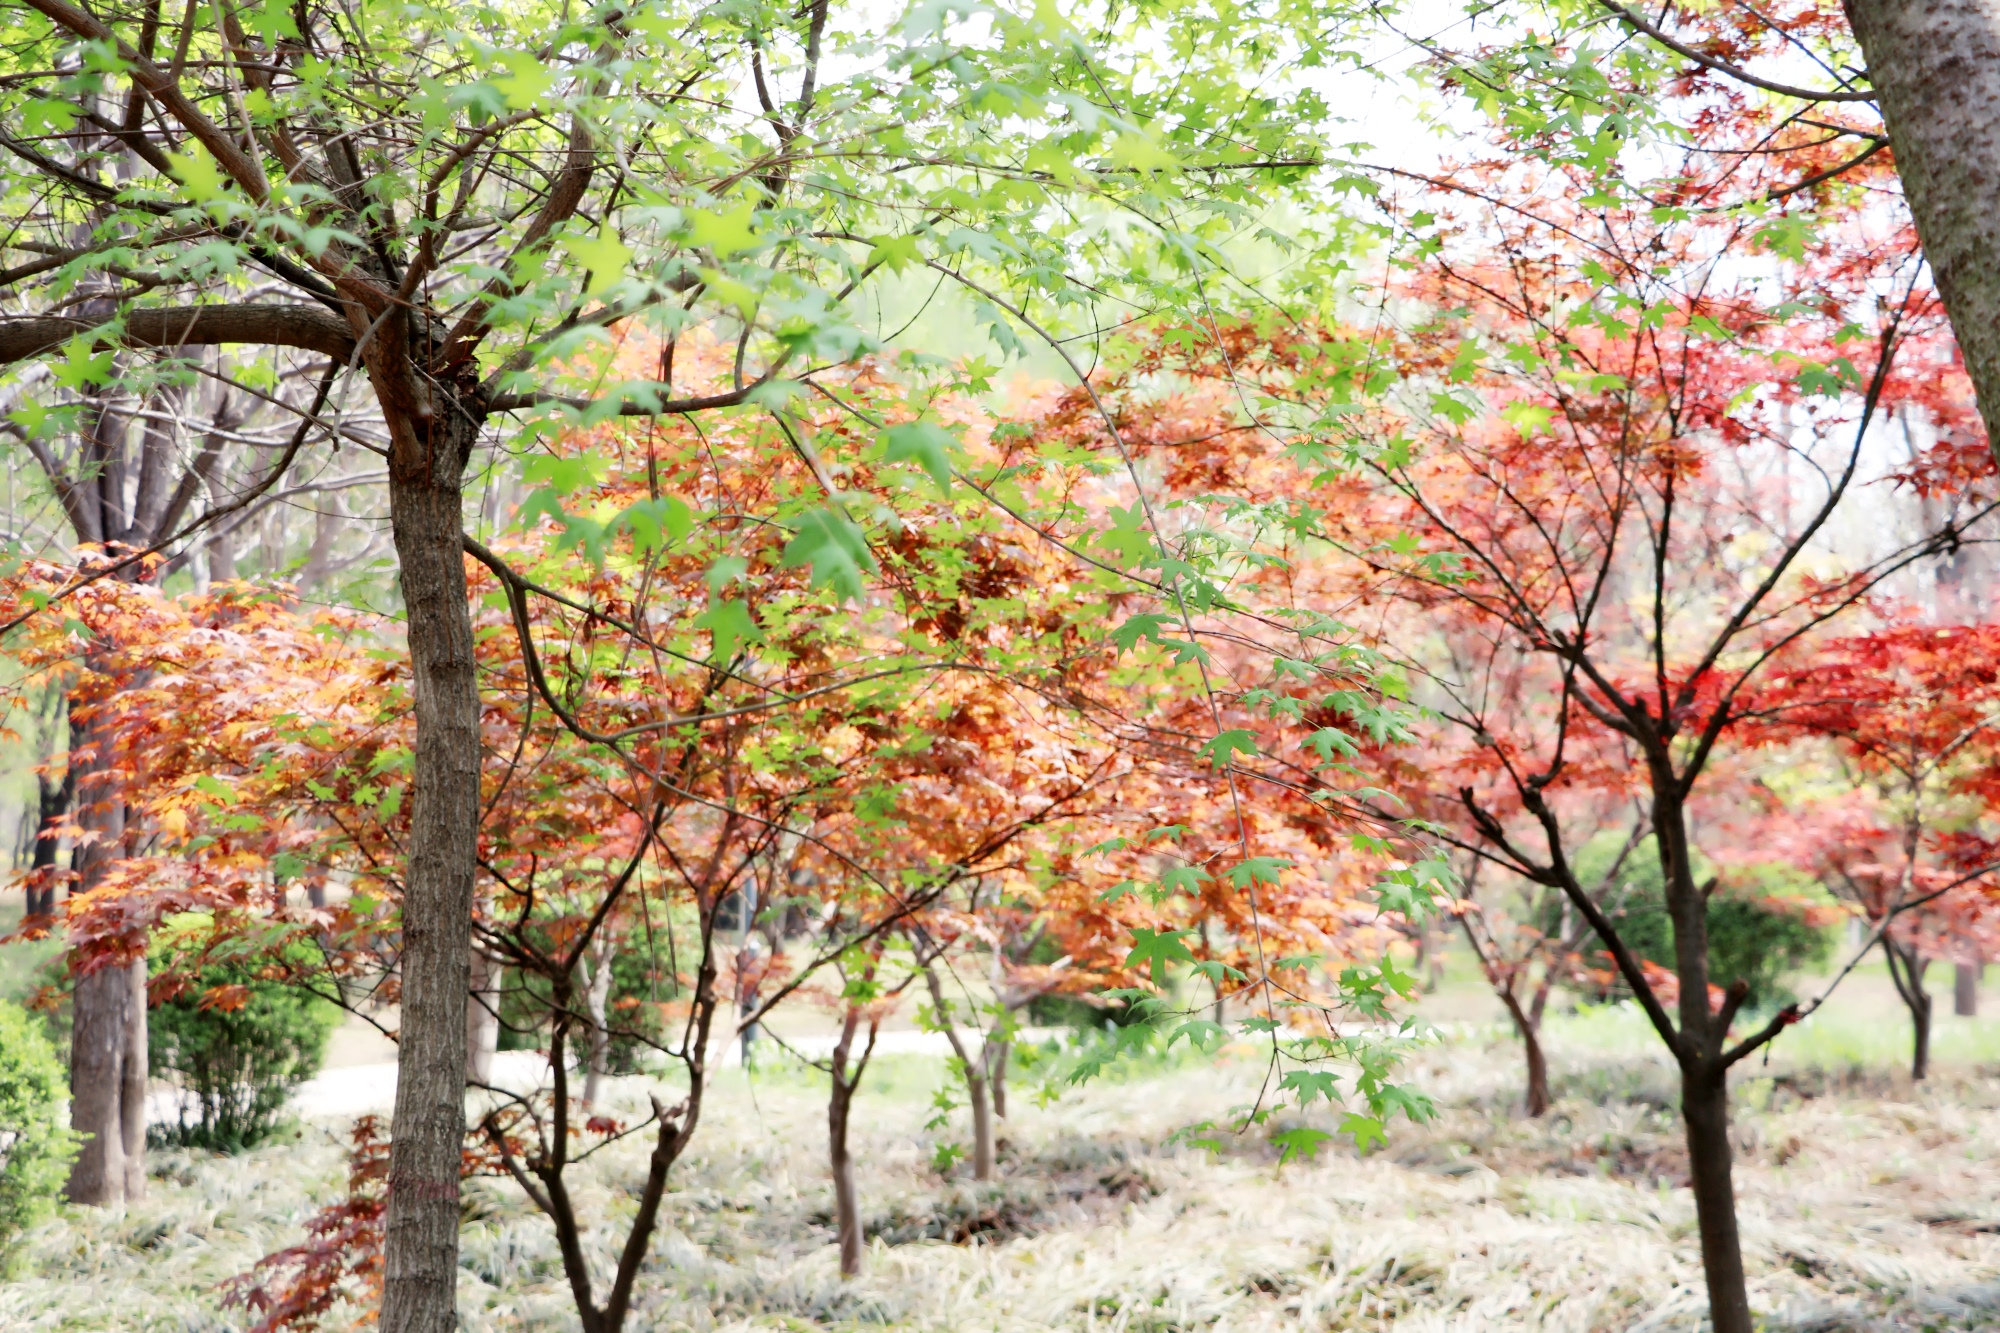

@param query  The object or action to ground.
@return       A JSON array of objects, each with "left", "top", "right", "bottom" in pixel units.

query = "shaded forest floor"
[{"left": 7, "top": 1006, "right": 2000, "bottom": 1332}]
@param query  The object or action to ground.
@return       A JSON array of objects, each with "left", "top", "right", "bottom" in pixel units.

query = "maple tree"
[{"left": 1741, "top": 620, "right": 2000, "bottom": 1079}]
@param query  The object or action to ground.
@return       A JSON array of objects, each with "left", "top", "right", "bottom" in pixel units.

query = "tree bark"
[
  {"left": 1956, "top": 960, "right": 1978, "bottom": 1018},
  {"left": 1681, "top": 1065, "right": 1752, "bottom": 1333},
  {"left": 1884, "top": 936, "right": 1933, "bottom": 1081},
  {"left": 65, "top": 960, "right": 132, "bottom": 1204},
  {"left": 967, "top": 1069, "right": 995, "bottom": 1182},
  {"left": 121, "top": 955, "right": 148, "bottom": 1201},
  {"left": 828, "top": 1006, "right": 865, "bottom": 1279},
  {"left": 988, "top": 1033, "right": 1010, "bottom": 1121},
  {"left": 64, "top": 714, "right": 141, "bottom": 1206},
  {"left": 467, "top": 950, "right": 499, "bottom": 1084},
  {"left": 583, "top": 931, "right": 613, "bottom": 1108},
  {"left": 26, "top": 764, "right": 69, "bottom": 920},
  {"left": 377, "top": 397, "right": 483, "bottom": 1333},
  {"left": 1842, "top": 0, "right": 2000, "bottom": 465},
  {"left": 1500, "top": 992, "right": 1550, "bottom": 1118}
]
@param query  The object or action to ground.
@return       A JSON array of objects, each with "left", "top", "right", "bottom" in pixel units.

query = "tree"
[
  {"left": 0, "top": 1, "right": 1336, "bottom": 1321},
  {"left": 1743, "top": 619, "right": 2000, "bottom": 1079}
]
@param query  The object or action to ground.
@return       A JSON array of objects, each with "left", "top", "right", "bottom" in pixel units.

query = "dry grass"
[{"left": 7, "top": 1008, "right": 2000, "bottom": 1333}]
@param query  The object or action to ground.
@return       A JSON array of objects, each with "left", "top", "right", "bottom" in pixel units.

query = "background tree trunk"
[
  {"left": 1843, "top": 0, "right": 2000, "bottom": 465},
  {"left": 583, "top": 931, "right": 613, "bottom": 1108},
  {"left": 1955, "top": 960, "right": 1978, "bottom": 1017},
  {"left": 467, "top": 951, "right": 499, "bottom": 1084},
  {"left": 377, "top": 403, "right": 482, "bottom": 1333},
  {"left": 121, "top": 956, "right": 147, "bottom": 1201}
]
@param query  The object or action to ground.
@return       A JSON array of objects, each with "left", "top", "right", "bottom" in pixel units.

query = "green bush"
[
  {"left": 1557, "top": 837, "right": 1835, "bottom": 1011},
  {"left": 149, "top": 945, "right": 340, "bottom": 1152},
  {"left": 0, "top": 999, "right": 78, "bottom": 1253}
]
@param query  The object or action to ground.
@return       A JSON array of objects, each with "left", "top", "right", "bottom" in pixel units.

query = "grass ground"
[{"left": 5, "top": 973, "right": 1998, "bottom": 1333}]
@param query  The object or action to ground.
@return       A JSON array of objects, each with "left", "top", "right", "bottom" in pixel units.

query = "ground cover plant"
[{"left": 5, "top": 998, "right": 2000, "bottom": 1332}]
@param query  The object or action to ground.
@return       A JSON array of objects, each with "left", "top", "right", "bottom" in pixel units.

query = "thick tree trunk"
[
  {"left": 1682, "top": 1065, "right": 1752, "bottom": 1333},
  {"left": 66, "top": 961, "right": 133, "bottom": 1204},
  {"left": 1843, "top": 0, "right": 2000, "bottom": 465},
  {"left": 65, "top": 718, "right": 144, "bottom": 1206},
  {"left": 1956, "top": 960, "right": 1978, "bottom": 1018},
  {"left": 377, "top": 401, "right": 482, "bottom": 1333}
]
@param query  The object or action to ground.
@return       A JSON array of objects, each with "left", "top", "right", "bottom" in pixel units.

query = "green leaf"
[
  {"left": 692, "top": 599, "right": 762, "bottom": 663},
  {"left": 1123, "top": 926, "right": 1198, "bottom": 987},
  {"left": 1223, "top": 856, "right": 1292, "bottom": 889},
  {"left": 1271, "top": 1125, "right": 1334, "bottom": 1163},
  {"left": 567, "top": 225, "right": 632, "bottom": 297},
  {"left": 1197, "top": 729, "right": 1258, "bottom": 768},
  {"left": 880, "top": 421, "right": 958, "bottom": 491},
  {"left": 686, "top": 201, "right": 761, "bottom": 258},
  {"left": 781, "top": 508, "right": 875, "bottom": 603}
]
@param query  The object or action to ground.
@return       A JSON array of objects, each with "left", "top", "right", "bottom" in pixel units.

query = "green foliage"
[
  {"left": 1563, "top": 839, "right": 1835, "bottom": 1010},
  {"left": 148, "top": 948, "right": 340, "bottom": 1153},
  {"left": 0, "top": 1000, "right": 77, "bottom": 1256}
]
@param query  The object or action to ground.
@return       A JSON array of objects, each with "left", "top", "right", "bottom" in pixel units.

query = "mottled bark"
[
  {"left": 1843, "top": 0, "right": 2000, "bottom": 466},
  {"left": 827, "top": 1006, "right": 866, "bottom": 1278},
  {"left": 583, "top": 932, "right": 613, "bottom": 1108}
]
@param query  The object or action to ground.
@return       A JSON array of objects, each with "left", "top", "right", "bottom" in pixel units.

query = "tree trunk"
[
  {"left": 1843, "top": 0, "right": 2000, "bottom": 465},
  {"left": 65, "top": 719, "right": 141, "bottom": 1206},
  {"left": 26, "top": 765, "right": 69, "bottom": 919},
  {"left": 828, "top": 1006, "right": 864, "bottom": 1279},
  {"left": 1956, "top": 960, "right": 1978, "bottom": 1018},
  {"left": 967, "top": 1070, "right": 994, "bottom": 1182},
  {"left": 1884, "top": 937, "right": 1933, "bottom": 1081},
  {"left": 1682, "top": 1064, "right": 1753, "bottom": 1333},
  {"left": 1500, "top": 993, "right": 1550, "bottom": 1118},
  {"left": 583, "top": 931, "right": 613, "bottom": 1107},
  {"left": 377, "top": 400, "right": 482, "bottom": 1333},
  {"left": 65, "top": 961, "right": 133, "bottom": 1205},
  {"left": 121, "top": 955, "right": 148, "bottom": 1201},
  {"left": 467, "top": 951, "right": 498, "bottom": 1084},
  {"left": 988, "top": 1034, "right": 1010, "bottom": 1121},
  {"left": 1651, "top": 784, "right": 1754, "bottom": 1333}
]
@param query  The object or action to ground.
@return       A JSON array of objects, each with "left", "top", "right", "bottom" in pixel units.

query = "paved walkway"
[{"left": 146, "top": 1027, "right": 1065, "bottom": 1125}]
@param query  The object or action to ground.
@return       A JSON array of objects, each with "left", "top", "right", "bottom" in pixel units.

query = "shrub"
[
  {"left": 1557, "top": 838, "right": 1834, "bottom": 1010},
  {"left": 0, "top": 998, "right": 78, "bottom": 1254},
  {"left": 149, "top": 945, "right": 340, "bottom": 1152}
]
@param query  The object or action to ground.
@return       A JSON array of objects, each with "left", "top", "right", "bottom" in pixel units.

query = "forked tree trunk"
[
  {"left": 377, "top": 398, "right": 483, "bottom": 1333},
  {"left": 1884, "top": 937, "right": 1933, "bottom": 1081},
  {"left": 1955, "top": 960, "right": 1978, "bottom": 1018},
  {"left": 1843, "top": 0, "right": 2000, "bottom": 469}
]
